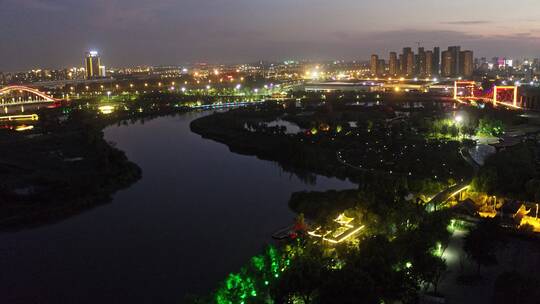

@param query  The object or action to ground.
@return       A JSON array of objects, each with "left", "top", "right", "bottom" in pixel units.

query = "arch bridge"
[{"left": 0, "top": 85, "right": 60, "bottom": 106}]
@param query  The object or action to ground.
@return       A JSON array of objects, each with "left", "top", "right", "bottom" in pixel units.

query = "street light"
[{"left": 107, "top": 91, "right": 111, "bottom": 101}]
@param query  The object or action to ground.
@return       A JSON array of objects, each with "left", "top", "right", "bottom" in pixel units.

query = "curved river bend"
[{"left": 0, "top": 111, "right": 355, "bottom": 303}]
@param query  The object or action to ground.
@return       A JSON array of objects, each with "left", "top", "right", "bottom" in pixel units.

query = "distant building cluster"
[
  {"left": 371, "top": 46, "right": 474, "bottom": 79},
  {"left": 0, "top": 49, "right": 539, "bottom": 88}
]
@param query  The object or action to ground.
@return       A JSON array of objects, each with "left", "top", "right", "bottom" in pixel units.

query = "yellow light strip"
[
  {"left": 15, "top": 125, "right": 34, "bottom": 131},
  {"left": 324, "top": 225, "right": 365, "bottom": 244},
  {"left": 0, "top": 114, "right": 39, "bottom": 121},
  {"left": 448, "top": 185, "right": 470, "bottom": 200}
]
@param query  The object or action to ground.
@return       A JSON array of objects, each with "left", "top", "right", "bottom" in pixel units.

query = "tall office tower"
[
  {"left": 370, "top": 54, "right": 379, "bottom": 76},
  {"left": 441, "top": 50, "right": 453, "bottom": 77},
  {"left": 432, "top": 47, "right": 440, "bottom": 76},
  {"left": 85, "top": 51, "right": 104, "bottom": 79},
  {"left": 460, "top": 50, "right": 474, "bottom": 78},
  {"left": 389, "top": 52, "right": 398, "bottom": 76},
  {"left": 425, "top": 51, "right": 433, "bottom": 77},
  {"left": 377, "top": 59, "right": 386, "bottom": 76}
]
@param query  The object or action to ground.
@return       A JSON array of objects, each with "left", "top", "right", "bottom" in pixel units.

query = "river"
[{"left": 0, "top": 111, "right": 355, "bottom": 303}]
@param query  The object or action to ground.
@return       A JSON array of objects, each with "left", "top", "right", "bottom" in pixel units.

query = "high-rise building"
[
  {"left": 425, "top": 51, "right": 433, "bottom": 77},
  {"left": 402, "top": 48, "right": 413, "bottom": 77},
  {"left": 432, "top": 47, "right": 440, "bottom": 76},
  {"left": 398, "top": 54, "right": 404, "bottom": 75},
  {"left": 440, "top": 46, "right": 466, "bottom": 78},
  {"left": 448, "top": 46, "right": 461, "bottom": 76},
  {"left": 401, "top": 47, "right": 415, "bottom": 77},
  {"left": 460, "top": 50, "right": 474, "bottom": 78},
  {"left": 370, "top": 54, "right": 379, "bottom": 76},
  {"left": 406, "top": 51, "right": 415, "bottom": 77},
  {"left": 389, "top": 52, "right": 398, "bottom": 76},
  {"left": 441, "top": 50, "right": 453, "bottom": 77},
  {"left": 377, "top": 59, "right": 386, "bottom": 76},
  {"left": 416, "top": 47, "right": 426, "bottom": 76},
  {"left": 85, "top": 51, "right": 105, "bottom": 79}
]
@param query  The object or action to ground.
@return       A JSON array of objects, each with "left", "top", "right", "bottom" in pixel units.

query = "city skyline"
[{"left": 2, "top": 0, "right": 540, "bottom": 71}]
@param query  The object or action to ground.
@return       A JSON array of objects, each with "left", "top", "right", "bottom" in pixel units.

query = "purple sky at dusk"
[{"left": 1, "top": 0, "right": 539, "bottom": 71}]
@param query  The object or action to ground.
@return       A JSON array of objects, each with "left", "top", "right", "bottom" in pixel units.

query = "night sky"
[{"left": 2, "top": 0, "right": 540, "bottom": 70}]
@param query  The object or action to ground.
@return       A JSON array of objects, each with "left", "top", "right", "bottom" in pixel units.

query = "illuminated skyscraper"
[{"left": 85, "top": 51, "right": 105, "bottom": 79}]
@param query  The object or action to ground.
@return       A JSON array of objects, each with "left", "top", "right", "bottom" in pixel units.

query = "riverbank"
[
  {"left": 0, "top": 112, "right": 357, "bottom": 304},
  {"left": 190, "top": 107, "right": 360, "bottom": 185},
  {"left": 0, "top": 110, "right": 142, "bottom": 231},
  {"left": 0, "top": 92, "right": 215, "bottom": 231}
]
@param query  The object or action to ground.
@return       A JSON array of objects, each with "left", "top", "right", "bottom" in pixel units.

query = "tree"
[
  {"left": 318, "top": 235, "right": 417, "bottom": 304},
  {"left": 273, "top": 243, "right": 329, "bottom": 303},
  {"left": 463, "top": 219, "right": 503, "bottom": 275},
  {"left": 414, "top": 255, "right": 447, "bottom": 295},
  {"left": 477, "top": 118, "right": 504, "bottom": 137}
]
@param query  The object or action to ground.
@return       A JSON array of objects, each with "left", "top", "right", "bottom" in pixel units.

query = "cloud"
[
  {"left": 3, "top": 0, "right": 66, "bottom": 12},
  {"left": 328, "top": 29, "right": 483, "bottom": 46},
  {"left": 441, "top": 20, "right": 491, "bottom": 25}
]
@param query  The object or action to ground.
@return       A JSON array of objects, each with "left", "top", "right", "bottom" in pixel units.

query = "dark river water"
[{"left": 0, "top": 111, "right": 355, "bottom": 303}]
